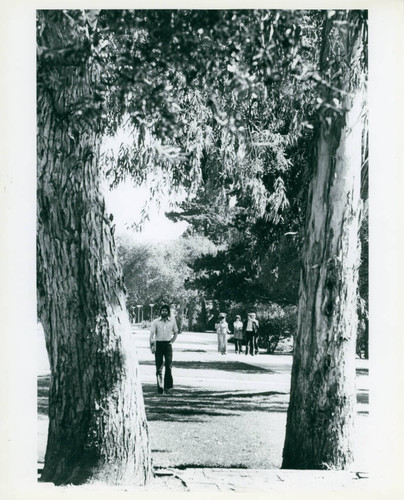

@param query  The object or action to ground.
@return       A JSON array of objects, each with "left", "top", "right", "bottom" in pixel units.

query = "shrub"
[{"left": 257, "top": 306, "right": 297, "bottom": 353}]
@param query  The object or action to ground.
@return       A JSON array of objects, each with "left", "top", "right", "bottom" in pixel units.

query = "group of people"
[
  {"left": 215, "top": 312, "right": 259, "bottom": 356},
  {"left": 148, "top": 304, "right": 260, "bottom": 395}
]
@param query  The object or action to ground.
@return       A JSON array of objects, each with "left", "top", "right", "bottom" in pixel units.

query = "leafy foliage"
[
  {"left": 37, "top": 8, "right": 368, "bottom": 322},
  {"left": 257, "top": 305, "right": 297, "bottom": 353},
  {"left": 38, "top": 7, "right": 368, "bottom": 331},
  {"left": 38, "top": 10, "right": 323, "bottom": 198},
  {"left": 117, "top": 234, "right": 215, "bottom": 318}
]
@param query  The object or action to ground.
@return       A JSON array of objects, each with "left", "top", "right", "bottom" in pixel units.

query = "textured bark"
[
  {"left": 37, "top": 24, "right": 152, "bottom": 485},
  {"left": 282, "top": 12, "right": 366, "bottom": 469}
]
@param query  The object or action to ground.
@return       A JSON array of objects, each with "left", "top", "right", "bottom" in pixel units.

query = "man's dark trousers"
[
  {"left": 245, "top": 331, "right": 254, "bottom": 355},
  {"left": 155, "top": 341, "right": 173, "bottom": 393},
  {"left": 253, "top": 334, "right": 259, "bottom": 353}
]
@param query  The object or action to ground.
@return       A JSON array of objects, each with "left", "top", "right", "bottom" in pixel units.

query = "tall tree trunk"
[
  {"left": 200, "top": 296, "right": 207, "bottom": 332},
  {"left": 187, "top": 300, "right": 195, "bottom": 331},
  {"left": 37, "top": 31, "right": 152, "bottom": 485},
  {"left": 282, "top": 11, "right": 366, "bottom": 469},
  {"left": 172, "top": 297, "right": 186, "bottom": 333}
]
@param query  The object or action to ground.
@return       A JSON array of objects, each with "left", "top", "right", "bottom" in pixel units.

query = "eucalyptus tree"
[
  {"left": 37, "top": 11, "right": 153, "bottom": 485},
  {"left": 282, "top": 10, "right": 368, "bottom": 469},
  {"left": 36, "top": 9, "right": 197, "bottom": 485},
  {"left": 162, "top": 10, "right": 369, "bottom": 470},
  {"left": 166, "top": 17, "right": 320, "bottom": 306}
]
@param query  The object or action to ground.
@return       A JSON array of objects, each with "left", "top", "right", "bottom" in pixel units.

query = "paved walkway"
[
  {"left": 35, "top": 466, "right": 369, "bottom": 493},
  {"left": 150, "top": 467, "right": 369, "bottom": 492}
]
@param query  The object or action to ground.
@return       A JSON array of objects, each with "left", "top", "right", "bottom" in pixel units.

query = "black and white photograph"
[{"left": 1, "top": 1, "right": 403, "bottom": 498}]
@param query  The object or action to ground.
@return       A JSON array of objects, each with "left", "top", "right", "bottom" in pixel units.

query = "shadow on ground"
[
  {"left": 37, "top": 369, "right": 368, "bottom": 419},
  {"left": 142, "top": 384, "right": 289, "bottom": 422},
  {"left": 37, "top": 374, "right": 288, "bottom": 420},
  {"left": 356, "top": 389, "right": 369, "bottom": 405},
  {"left": 38, "top": 375, "right": 50, "bottom": 415},
  {"left": 140, "top": 359, "right": 274, "bottom": 373},
  {"left": 356, "top": 368, "right": 369, "bottom": 376}
]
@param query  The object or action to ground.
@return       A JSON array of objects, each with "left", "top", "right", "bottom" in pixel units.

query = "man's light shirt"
[{"left": 150, "top": 318, "right": 178, "bottom": 341}]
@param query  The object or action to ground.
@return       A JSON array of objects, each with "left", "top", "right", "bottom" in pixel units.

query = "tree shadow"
[
  {"left": 356, "top": 368, "right": 369, "bottom": 376},
  {"left": 38, "top": 375, "right": 50, "bottom": 416},
  {"left": 37, "top": 370, "right": 369, "bottom": 420},
  {"left": 142, "top": 384, "right": 289, "bottom": 422},
  {"left": 181, "top": 349, "right": 207, "bottom": 353},
  {"left": 356, "top": 389, "right": 369, "bottom": 405},
  {"left": 140, "top": 360, "right": 274, "bottom": 374}
]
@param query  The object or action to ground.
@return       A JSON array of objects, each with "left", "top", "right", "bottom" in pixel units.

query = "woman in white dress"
[{"left": 215, "top": 313, "right": 230, "bottom": 355}]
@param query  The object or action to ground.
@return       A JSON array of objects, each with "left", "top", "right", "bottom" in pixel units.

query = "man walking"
[
  {"left": 150, "top": 304, "right": 179, "bottom": 394},
  {"left": 244, "top": 312, "right": 259, "bottom": 356},
  {"left": 251, "top": 312, "right": 260, "bottom": 355}
]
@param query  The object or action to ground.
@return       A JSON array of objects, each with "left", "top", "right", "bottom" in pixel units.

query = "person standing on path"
[
  {"left": 244, "top": 312, "right": 259, "bottom": 356},
  {"left": 150, "top": 304, "right": 178, "bottom": 394},
  {"left": 232, "top": 315, "right": 244, "bottom": 354},
  {"left": 215, "top": 313, "right": 230, "bottom": 355},
  {"left": 250, "top": 312, "right": 260, "bottom": 355}
]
